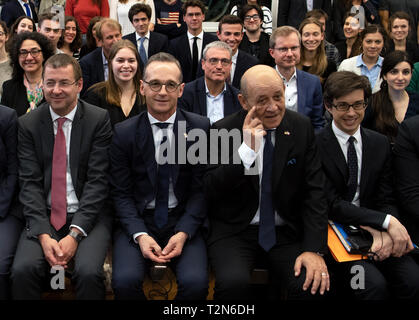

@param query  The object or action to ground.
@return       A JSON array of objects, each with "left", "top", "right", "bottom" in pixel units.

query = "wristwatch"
[{"left": 68, "top": 230, "right": 83, "bottom": 242}]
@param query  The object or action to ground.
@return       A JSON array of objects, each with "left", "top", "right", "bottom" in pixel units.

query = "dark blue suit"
[
  {"left": 232, "top": 50, "right": 258, "bottom": 89},
  {"left": 178, "top": 76, "right": 241, "bottom": 121},
  {"left": 110, "top": 109, "right": 210, "bottom": 300},
  {"left": 0, "top": 0, "right": 38, "bottom": 28},
  {"left": 295, "top": 69, "right": 325, "bottom": 131},
  {"left": 79, "top": 47, "right": 104, "bottom": 98},
  {"left": 0, "top": 106, "right": 23, "bottom": 299}
]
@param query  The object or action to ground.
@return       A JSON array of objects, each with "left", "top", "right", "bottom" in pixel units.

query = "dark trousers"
[
  {"left": 10, "top": 214, "right": 112, "bottom": 300},
  {"left": 112, "top": 209, "right": 208, "bottom": 300},
  {"left": 208, "top": 225, "right": 325, "bottom": 301},
  {"left": 0, "top": 214, "right": 23, "bottom": 300}
]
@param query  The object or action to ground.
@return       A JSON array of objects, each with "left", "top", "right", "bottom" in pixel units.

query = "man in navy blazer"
[
  {"left": 269, "top": 26, "right": 325, "bottom": 131},
  {"left": 169, "top": 0, "right": 217, "bottom": 84},
  {"left": 123, "top": 3, "right": 169, "bottom": 72},
  {"left": 110, "top": 53, "right": 210, "bottom": 300},
  {"left": 178, "top": 41, "right": 241, "bottom": 124},
  {"left": 217, "top": 15, "right": 258, "bottom": 89},
  {"left": 79, "top": 18, "right": 123, "bottom": 97},
  {"left": 1, "top": 0, "right": 38, "bottom": 28}
]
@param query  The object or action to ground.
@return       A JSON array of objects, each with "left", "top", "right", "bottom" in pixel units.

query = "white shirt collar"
[
  {"left": 136, "top": 31, "right": 150, "bottom": 41},
  {"left": 187, "top": 30, "right": 203, "bottom": 40},
  {"left": 332, "top": 121, "right": 362, "bottom": 143},
  {"left": 204, "top": 79, "right": 226, "bottom": 97},
  {"left": 275, "top": 65, "right": 297, "bottom": 81},
  {"left": 49, "top": 104, "right": 78, "bottom": 122},
  {"left": 147, "top": 111, "right": 177, "bottom": 125}
]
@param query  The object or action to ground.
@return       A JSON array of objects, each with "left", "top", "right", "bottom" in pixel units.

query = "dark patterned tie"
[
  {"left": 259, "top": 130, "right": 276, "bottom": 252},
  {"left": 154, "top": 122, "right": 170, "bottom": 228},
  {"left": 51, "top": 117, "right": 67, "bottom": 231},
  {"left": 345, "top": 136, "right": 358, "bottom": 202}
]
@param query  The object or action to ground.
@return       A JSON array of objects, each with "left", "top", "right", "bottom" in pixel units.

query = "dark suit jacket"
[
  {"left": 123, "top": 31, "right": 169, "bottom": 59},
  {"left": 1, "top": 0, "right": 38, "bottom": 27},
  {"left": 278, "top": 0, "right": 331, "bottom": 29},
  {"left": 17, "top": 100, "right": 112, "bottom": 238},
  {"left": 295, "top": 69, "right": 325, "bottom": 131},
  {"left": 204, "top": 109, "right": 328, "bottom": 254},
  {"left": 232, "top": 50, "right": 259, "bottom": 89},
  {"left": 169, "top": 32, "right": 218, "bottom": 84},
  {"left": 0, "top": 105, "right": 19, "bottom": 219},
  {"left": 316, "top": 125, "right": 398, "bottom": 229},
  {"left": 239, "top": 32, "right": 275, "bottom": 67},
  {"left": 394, "top": 115, "right": 419, "bottom": 243},
  {"left": 1, "top": 78, "right": 46, "bottom": 117},
  {"left": 178, "top": 76, "right": 241, "bottom": 119},
  {"left": 79, "top": 47, "right": 105, "bottom": 98},
  {"left": 109, "top": 109, "right": 210, "bottom": 240}
]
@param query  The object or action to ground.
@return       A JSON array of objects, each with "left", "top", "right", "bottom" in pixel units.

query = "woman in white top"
[
  {"left": 230, "top": 0, "right": 272, "bottom": 34},
  {"left": 110, "top": 0, "right": 156, "bottom": 36}
]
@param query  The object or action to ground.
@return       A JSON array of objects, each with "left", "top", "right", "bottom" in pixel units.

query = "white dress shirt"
[
  {"left": 188, "top": 30, "right": 203, "bottom": 61},
  {"left": 276, "top": 66, "right": 298, "bottom": 112},
  {"left": 18, "top": 0, "right": 33, "bottom": 18},
  {"left": 136, "top": 30, "right": 150, "bottom": 59},
  {"left": 230, "top": 50, "right": 238, "bottom": 84}
]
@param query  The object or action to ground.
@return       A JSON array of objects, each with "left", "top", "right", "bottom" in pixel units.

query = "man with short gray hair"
[{"left": 178, "top": 41, "right": 241, "bottom": 124}]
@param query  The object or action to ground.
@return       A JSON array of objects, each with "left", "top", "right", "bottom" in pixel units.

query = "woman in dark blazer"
[
  {"left": 0, "top": 106, "right": 22, "bottom": 299},
  {"left": 84, "top": 39, "right": 145, "bottom": 127},
  {"left": 1, "top": 32, "right": 54, "bottom": 117},
  {"left": 364, "top": 51, "right": 419, "bottom": 144}
]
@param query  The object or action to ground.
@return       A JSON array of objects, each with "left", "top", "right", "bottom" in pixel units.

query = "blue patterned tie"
[
  {"left": 259, "top": 130, "right": 276, "bottom": 252},
  {"left": 23, "top": 2, "right": 31, "bottom": 18},
  {"left": 139, "top": 37, "right": 147, "bottom": 65},
  {"left": 154, "top": 122, "right": 170, "bottom": 228},
  {"left": 345, "top": 136, "right": 358, "bottom": 202}
]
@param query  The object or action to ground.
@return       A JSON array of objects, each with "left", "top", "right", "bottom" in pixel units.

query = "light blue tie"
[
  {"left": 139, "top": 37, "right": 147, "bottom": 65},
  {"left": 23, "top": 2, "right": 31, "bottom": 18}
]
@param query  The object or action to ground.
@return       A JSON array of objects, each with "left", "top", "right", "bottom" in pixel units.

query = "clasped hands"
[
  {"left": 137, "top": 231, "right": 188, "bottom": 264},
  {"left": 38, "top": 230, "right": 80, "bottom": 268}
]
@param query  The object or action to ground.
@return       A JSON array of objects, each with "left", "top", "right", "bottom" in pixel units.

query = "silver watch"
[{"left": 68, "top": 230, "right": 83, "bottom": 242}]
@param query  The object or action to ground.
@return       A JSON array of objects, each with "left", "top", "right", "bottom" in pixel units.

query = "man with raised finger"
[{"left": 205, "top": 64, "right": 330, "bottom": 300}]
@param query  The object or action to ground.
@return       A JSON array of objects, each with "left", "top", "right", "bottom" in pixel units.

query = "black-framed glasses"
[
  {"left": 143, "top": 80, "right": 181, "bottom": 92},
  {"left": 244, "top": 14, "right": 260, "bottom": 21},
  {"left": 43, "top": 79, "right": 79, "bottom": 89},
  {"left": 330, "top": 101, "right": 367, "bottom": 111},
  {"left": 19, "top": 48, "right": 42, "bottom": 58},
  {"left": 204, "top": 57, "right": 231, "bottom": 66}
]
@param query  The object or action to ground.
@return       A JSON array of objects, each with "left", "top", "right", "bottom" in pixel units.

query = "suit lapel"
[
  {"left": 137, "top": 114, "right": 157, "bottom": 186},
  {"left": 172, "top": 110, "right": 191, "bottom": 187},
  {"left": 39, "top": 105, "right": 54, "bottom": 192},
  {"left": 272, "top": 115, "right": 293, "bottom": 191},
  {"left": 359, "top": 128, "right": 371, "bottom": 198},
  {"left": 322, "top": 125, "right": 348, "bottom": 181},
  {"left": 197, "top": 78, "right": 208, "bottom": 116},
  {"left": 296, "top": 70, "right": 306, "bottom": 115},
  {"left": 69, "top": 103, "right": 83, "bottom": 191},
  {"left": 223, "top": 83, "right": 235, "bottom": 116}
]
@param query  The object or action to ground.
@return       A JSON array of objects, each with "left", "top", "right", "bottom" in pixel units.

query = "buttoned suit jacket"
[
  {"left": 177, "top": 76, "right": 241, "bottom": 119},
  {"left": 109, "top": 109, "right": 210, "bottom": 240},
  {"left": 17, "top": 100, "right": 112, "bottom": 238},
  {"left": 204, "top": 108, "right": 328, "bottom": 254},
  {"left": 316, "top": 125, "right": 399, "bottom": 229}
]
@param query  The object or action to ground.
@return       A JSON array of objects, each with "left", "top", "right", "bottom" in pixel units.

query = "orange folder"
[{"left": 327, "top": 225, "right": 367, "bottom": 262}]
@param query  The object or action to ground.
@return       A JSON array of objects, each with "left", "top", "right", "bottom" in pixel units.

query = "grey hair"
[{"left": 202, "top": 41, "right": 233, "bottom": 60}]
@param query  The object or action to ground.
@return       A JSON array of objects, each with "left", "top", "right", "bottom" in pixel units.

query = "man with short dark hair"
[
  {"left": 123, "top": 3, "right": 169, "bottom": 70},
  {"left": 38, "top": 12, "right": 63, "bottom": 54},
  {"left": 169, "top": 0, "right": 217, "bottom": 83},
  {"left": 217, "top": 14, "right": 258, "bottom": 89},
  {"left": 11, "top": 54, "right": 113, "bottom": 300},
  {"left": 317, "top": 71, "right": 419, "bottom": 300}
]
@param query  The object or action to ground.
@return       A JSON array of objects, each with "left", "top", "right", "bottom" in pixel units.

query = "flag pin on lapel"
[{"left": 284, "top": 131, "right": 290, "bottom": 135}]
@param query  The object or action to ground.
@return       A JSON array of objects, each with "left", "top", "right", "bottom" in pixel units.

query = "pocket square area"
[{"left": 287, "top": 158, "right": 296, "bottom": 165}]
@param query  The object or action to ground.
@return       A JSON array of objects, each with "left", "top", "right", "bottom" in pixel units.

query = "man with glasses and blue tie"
[
  {"left": 11, "top": 54, "right": 113, "bottom": 299},
  {"left": 1, "top": 0, "right": 38, "bottom": 28},
  {"left": 109, "top": 52, "right": 210, "bottom": 300},
  {"left": 269, "top": 26, "right": 324, "bottom": 131},
  {"left": 316, "top": 71, "right": 419, "bottom": 300}
]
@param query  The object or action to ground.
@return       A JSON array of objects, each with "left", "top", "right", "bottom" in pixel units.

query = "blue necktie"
[
  {"left": 345, "top": 136, "right": 358, "bottom": 202},
  {"left": 139, "top": 37, "right": 147, "bottom": 65},
  {"left": 154, "top": 122, "right": 170, "bottom": 228},
  {"left": 23, "top": 2, "right": 31, "bottom": 18},
  {"left": 259, "top": 130, "right": 276, "bottom": 252}
]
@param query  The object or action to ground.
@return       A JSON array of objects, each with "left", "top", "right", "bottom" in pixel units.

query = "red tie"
[{"left": 51, "top": 117, "right": 67, "bottom": 231}]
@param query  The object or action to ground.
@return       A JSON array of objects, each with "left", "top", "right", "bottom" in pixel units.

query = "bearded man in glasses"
[{"left": 109, "top": 52, "right": 211, "bottom": 300}]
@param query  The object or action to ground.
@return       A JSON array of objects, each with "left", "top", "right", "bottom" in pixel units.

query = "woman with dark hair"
[
  {"left": 364, "top": 50, "right": 419, "bottom": 143},
  {"left": 1, "top": 32, "right": 55, "bottom": 116},
  {"left": 79, "top": 16, "right": 103, "bottom": 59},
  {"left": 297, "top": 17, "right": 337, "bottom": 85},
  {"left": 230, "top": 0, "right": 272, "bottom": 34},
  {"left": 0, "top": 21, "right": 12, "bottom": 99},
  {"left": 335, "top": 12, "right": 363, "bottom": 61},
  {"left": 5, "top": 16, "right": 36, "bottom": 52},
  {"left": 338, "top": 24, "right": 386, "bottom": 93},
  {"left": 384, "top": 11, "right": 419, "bottom": 63},
  {"left": 84, "top": 39, "right": 145, "bottom": 127},
  {"left": 57, "top": 16, "right": 83, "bottom": 60}
]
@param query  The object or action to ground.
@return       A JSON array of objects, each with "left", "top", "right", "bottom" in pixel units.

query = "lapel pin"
[{"left": 284, "top": 131, "right": 290, "bottom": 135}]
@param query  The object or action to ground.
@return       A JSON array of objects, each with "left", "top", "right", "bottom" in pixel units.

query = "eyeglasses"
[
  {"left": 205, "top": 57, "right": 231, "bottom": 66},
  {"left": 0, "top": 31, "right": 6, "bottom": 36},
  {"left": 272, "top": 46, "right": 300, "bottom": 54},
  {"left": 43, "top": 79, "right": 79, "bottom": 89},
  {"left": 143, "top": 80, "right": 181, "bottom": 92},
  {"left": 244, "top": 14, "right": 260, "bottom": 21},
  {"left": 330, "top": 101, "right": 367, "bottom": 111},
  {"left": 19, "top": 48, "right": 42, "bottom": 58}
]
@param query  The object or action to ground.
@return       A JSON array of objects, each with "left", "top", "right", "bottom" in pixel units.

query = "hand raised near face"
[{"left": 243, "top": 106, "right": 266, "bottom": 152}]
